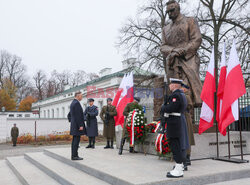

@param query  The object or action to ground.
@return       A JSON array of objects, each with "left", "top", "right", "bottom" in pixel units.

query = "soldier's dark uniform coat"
[
  {"left": 100, "top": 105, "right": 117, "bottom": 139},
  {"left": 84, "top": 105, "right": 99, "bottom": 137},
  {"left": 161, "top": 89, "right": 186, "bottom": 139},
  {"left": 11, "top": 126, "right": 19, "bottom": 145},
  {"left": 180, "top": 92, "right": 190, "bottom": 150},
  {"left": 69, "top": 99, "right": 86, "bottom": 136}
]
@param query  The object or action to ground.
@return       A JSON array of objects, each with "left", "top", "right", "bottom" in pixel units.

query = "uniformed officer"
[
  {"left": 161, "top": 78, "right": 189, "bottom": 178},
  {"left": 84, "top": 98, "right": 99, "bottom": 149},
  {"left": 11, "top": 123, "right": 19, "bottom": 147},
  {"left": 118, "top": 97, "right": 142, "bottom": 155},
  {"left": 181, "top": 83, "right": 195, "bottom": 166},
  {"left": 100, "top": 98, "right": 117, "bottom": 149}
]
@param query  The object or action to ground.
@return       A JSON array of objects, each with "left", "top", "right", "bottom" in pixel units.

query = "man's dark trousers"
[{"left": 71, "top": 136, "right": 80, "bottom": 158}]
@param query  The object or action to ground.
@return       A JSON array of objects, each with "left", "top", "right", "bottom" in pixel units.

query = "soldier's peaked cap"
[
  {"left": 181, "top": 83, "right": 190, "bottom": 89},
  {"left": 169, "top": 78, "right": 183, "bottom": 84},
  {"left": 107, "top": 98, "right": 113, "bottom": 101},
  {"left": 134, "top": 97, "right": 140, "bottom": 102},
  {"left": 88, "top": 98, "right": 94, "bottom": 102}
]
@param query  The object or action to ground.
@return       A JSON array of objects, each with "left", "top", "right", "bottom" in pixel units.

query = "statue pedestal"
[{"left": 116, "top": 131, "right": 250, "bottom": 159}]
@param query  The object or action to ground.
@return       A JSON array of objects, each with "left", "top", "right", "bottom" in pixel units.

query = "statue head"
[{"left": 166, "top": 0, "right": 180, "bottom": 21}]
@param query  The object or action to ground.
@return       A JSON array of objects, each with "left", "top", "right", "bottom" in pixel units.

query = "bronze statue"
[{"left": 160, "top": 0, "right": 202, "bottom": 107}]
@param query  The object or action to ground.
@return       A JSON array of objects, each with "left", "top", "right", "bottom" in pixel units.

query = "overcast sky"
[{"left": 0, "top": 0, "right": 145, "bottom": 76}]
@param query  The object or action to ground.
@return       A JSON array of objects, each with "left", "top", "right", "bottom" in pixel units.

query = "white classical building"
[{"left": 32, "top": 59, "right": 157, "bottom": 123}]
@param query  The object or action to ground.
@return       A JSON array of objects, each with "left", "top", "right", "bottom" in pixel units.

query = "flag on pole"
[
  {"left": 199, "top": 47, "right": 216, "bottom": 134},
  {"left": 220, "top": 40, "right": 246, "bottom": 135},
  {"left": 113, "top": 72, "right": 134, "bottom": 127},
  {"left": 217, "top": 42, "right": 227, "bottom": 135}
]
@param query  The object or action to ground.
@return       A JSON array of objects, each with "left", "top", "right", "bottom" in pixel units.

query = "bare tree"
[
  {"left": 33, "top": 70, "right": 47, "bottom": 100},
  {"left": 197, "top": 0, "right": 249, "bottom": 83}
]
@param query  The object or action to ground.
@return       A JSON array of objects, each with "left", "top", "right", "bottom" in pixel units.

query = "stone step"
[
  {"left": 44, "top": 148, "right": 134, "bottom": 185},
  {"left": 44, "top": 147, "right": 250, "bottom": 185},
  {"left": 6, "top": 156, "right": 60, "bottom": 185},
  {"left": 0, "top": 160, "right": 22, "bottom": 185},
  {"left": 207, "top": 177, "right": 250, "bottom": 185},
  {"left": 24, "top": 152, "right": 110, "bottom": 185}
]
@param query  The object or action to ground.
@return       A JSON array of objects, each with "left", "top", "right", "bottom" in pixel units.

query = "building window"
[
  {"left": 44, "top": 110, "right": 46, "bottom": 118},
  {"left": 56, "top": 108, "right": 59, "bottom": 118},
  {"left": 25, "top": 114, "right": 30, "bottom": 118},
  {"left": 8, "top": 114, "right": 14, "bottom": 118},
  {"left": 52, "top": 109, "right": 54, "bottom": 118},
  {"left": 17, "top": 114, "right": 22, "bottom": 118},
  {"left": 62, "top": 107, "right": 65, "bottom": 118},
  {"left": 48, "top": 110, "right": 50, "bottom": 118}
]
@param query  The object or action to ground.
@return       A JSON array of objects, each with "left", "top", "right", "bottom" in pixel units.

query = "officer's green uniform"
[
  {"left": 11, "top": 126, "right": 19, "bottom": 146},
  {"left": 100, "top": 105, "right": 117, "bottom": 140}
]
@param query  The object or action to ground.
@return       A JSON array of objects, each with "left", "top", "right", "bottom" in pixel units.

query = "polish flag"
[
  {"left": 199, "top": 47, "right": 216, "bottom": 134},
  {"left": 113, "top": 72, "right": 134, "bottom": 127},
  {"left": 220, "top": 40, "right": 246, "bottom": 135},
  {"left": 217, "top": 43, "right": 227, "bottom": 135}
]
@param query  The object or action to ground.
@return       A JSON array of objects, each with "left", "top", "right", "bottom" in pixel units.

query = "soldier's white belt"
[{"left": 164, "top": 113, "right": 181, "bottom": 117}]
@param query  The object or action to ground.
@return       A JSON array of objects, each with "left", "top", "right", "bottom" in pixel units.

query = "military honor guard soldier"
[
  {"left": 119, "top": 97, "right": 142, "bottom": 155},
  {"left": 161, "top": 78, "right": 190, "bottom": 178},
  {"left": 84, "top": 98, "right": 99, "bottom": 149},
  {"left": 181, "top": 84, "right": 195, "bottom": 166},
  {"left": 69, "top": 91, "right": 86, "bottom": 160},
  {"left": 100, "top": 98, "right": 117, "bottom": 149},
  {"left": 11, "top": 123, "right": 19, "bottom": 147}
]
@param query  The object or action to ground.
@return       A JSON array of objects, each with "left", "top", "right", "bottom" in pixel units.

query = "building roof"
[{"left": 34, "top": 67, "right": 156, "bottom": 103}]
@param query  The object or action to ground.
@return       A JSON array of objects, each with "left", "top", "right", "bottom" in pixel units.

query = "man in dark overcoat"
[
  {"left": 84, "top": 98, "right": 98, "bottom": 149},
  {"left": 100, "top": 98, "right": 117, "bottom": 149},
  {"left": 69, "top": 91, "right": 86, "bottom": 160}
]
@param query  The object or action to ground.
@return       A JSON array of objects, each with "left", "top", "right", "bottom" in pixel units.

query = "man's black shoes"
[
  {"left": 71, "top": 156, "right": 83, "bottom": 160},
  {"left": 86, "top": 145, "right": 91, "bottom": 148}
]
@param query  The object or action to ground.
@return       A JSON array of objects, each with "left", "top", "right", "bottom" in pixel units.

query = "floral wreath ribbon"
[
  {"left": 155, "top": 133, "right": 164, "bottom": 154},
  {"left": 130, "top": 110, "right": 137, "bottom": 147}
]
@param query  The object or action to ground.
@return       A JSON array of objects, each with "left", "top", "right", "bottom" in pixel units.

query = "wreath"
[
  {"left": 126, "top": 109, "right": 146, "bottom": 146},
  {"left": 146, "top": 121, "right": 161, "bottom": 133},
  {"left": 155, "top": 133, "right": 171, "bottom": 158}
]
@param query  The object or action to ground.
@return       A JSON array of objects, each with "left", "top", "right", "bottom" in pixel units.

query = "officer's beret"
[
  {"left": 134, "top": 97, "right": 140, "bottom": 102},
  {"left": 107, "top": 98, "right": 113, "bottom": 102},
  {"left": 181, "top": 83, "right": 190, "bottom": 89},
  {"left": 169, "top": 78, "right": 183, "bottom": 84},
  {"left": 88, "top": 98, "right": 94, "bottom": 102}
]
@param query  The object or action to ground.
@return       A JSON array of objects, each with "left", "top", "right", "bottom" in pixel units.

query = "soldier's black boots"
[
  {"left": 110, "top": 141, "right": 114, "bottom": 149},
  {"left": 104, "top": 141, "right": 110, "bottom": 149},
  {"left": 186, "top": 155, "right": 191, "bottom": 166},
  {"left": 118, "top": 138, "right": 126, "bottom": 155},
  {"left": 129, "top": 146, "right": 138, "bottom": 153},
  {"left": 86, "top": 138, "right": 92, "bottom": 148}
]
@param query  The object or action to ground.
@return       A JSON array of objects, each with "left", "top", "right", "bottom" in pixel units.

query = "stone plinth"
[{"left": 116, "top": 131, "right": 250, "bottom": 160}]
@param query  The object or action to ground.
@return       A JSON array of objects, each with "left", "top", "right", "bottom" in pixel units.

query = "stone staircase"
[{"left": 0, "top": 146, "right": 250, "bottom": 185}]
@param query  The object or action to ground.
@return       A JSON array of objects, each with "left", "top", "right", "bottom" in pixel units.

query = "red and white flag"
[
  {"left": 113, "top": 72, "right": 134, "bottom": 127},
  {"left": 199, "top": 47, "right": 216, "bottom": 134},
  {"left": 220, "top": 40, "right": 246, "bottom": 135},
  {"left": 217, "top": 42, "right": 227, "bottom": 135}
]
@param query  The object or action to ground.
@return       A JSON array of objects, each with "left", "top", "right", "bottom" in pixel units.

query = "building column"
[{"left": 0, "top": 113, "right": 7, "bottom": 143}]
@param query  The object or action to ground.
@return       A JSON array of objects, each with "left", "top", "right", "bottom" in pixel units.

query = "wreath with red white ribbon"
[
  {"left": 126, "top": 109, "right": 146, "bottom": 146},
  {"left": 146, "top": 121, "right": 172, "bottom": 157}
]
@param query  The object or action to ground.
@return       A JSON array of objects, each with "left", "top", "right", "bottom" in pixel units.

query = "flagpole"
[
  {"left": 238, "top": 99, "right": 244, "bottom": 160},
  {"left": 214, "top": 44, "right": 219, "bottom": 158}
]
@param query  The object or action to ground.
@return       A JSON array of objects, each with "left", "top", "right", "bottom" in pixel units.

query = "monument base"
[{"left": 116, "top": 131, "right": 250, "bottom": 160}]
